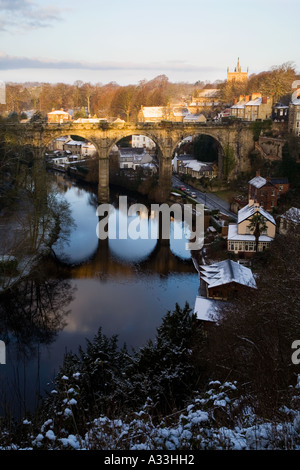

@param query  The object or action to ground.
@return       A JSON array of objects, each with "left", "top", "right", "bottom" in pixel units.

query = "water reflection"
[
  {"left": 0, "top": 173, "right": 199, "bottom": 417},
  {"left": 53, "top": 177, "right": 194, "bottom": 265},
  {"left": 0, "top": 265, "right": 76, "bottom": 417}
]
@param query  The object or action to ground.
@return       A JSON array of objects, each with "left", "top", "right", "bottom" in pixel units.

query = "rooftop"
[
  {"left": 140, "top": 107, "right": 165, "bottom": 118},
  {"left": 228, "top": 223, "right": 274, "bottom": 242},
  {"left": 238, "top": 203, "right": 276, "bottom": 225},
  {"left": 280, "top": 207, "right": 300, "bottom": 224},
  {"left": 199, "top": 259, "right": 257, "bottom": 290},
  {"left": 249, "top": 175, "right": 267, "bottom": 188},
  {"left": 193, "top": 296, "right": 226, "bottom": 322},
  {"left": 183, "top": 161, "right": 214, "bottom": 172}
]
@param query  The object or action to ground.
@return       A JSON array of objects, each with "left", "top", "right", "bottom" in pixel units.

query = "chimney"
[
  {"left": 245, "top": 95, "right": 250, "bottom": 102},
  {"left": 262, "top": 96, "right": 268, "bottom": 104},
  {"left": 234, "top": 98, "right": 237, "bottom": 104},
  {"left": 239, "top": 95, "right": 244, "bottom": 102},
  {"left": 256, "top": 169, "right": 260, "bottom": 177}
]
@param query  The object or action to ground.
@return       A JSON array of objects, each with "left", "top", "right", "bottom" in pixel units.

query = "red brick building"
[{"left": 248, "top": 171, "right": 289, "bottom": 212}]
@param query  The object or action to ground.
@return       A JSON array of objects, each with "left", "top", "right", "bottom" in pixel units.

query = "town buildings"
[
  {"left": 138, "top": 106, "right": 206, "bottom": 123},
  {"left": 288, "top": 88, "right": 300, "bottom": 136},
  {"left": 179, "top": 160, "right": 217, "bottom": 179},
  {"left": 187, "top": 89, "right": 221, "bottom": 114},
  {"left": 47, "top": 109, "right": 72, "bottom": 123},
  {"left": 172, "top": 154, "right": 217, "bottom": 179},
  {"left": 273, "top": 103, "right": 289, "bottom": 122},
  {"left": 227, "top": 201, "right": 276, "bottom": 255},
  {"left": 193, "top": 259, "right": 256, "bottom": 323},
  {"left": 248, "top": 170, "right": 289, "bottom": 212},
  {"left": 230, "top": 93, "right": 273, "bottom": 121},
  {"left": 132, "top": 135, "right": 156, "bottom": 151},
  {"left": 50, "top": 135, "right": 97, "bottom": 157},
  {"left": 119, "top": 148, "right": 157, "bottom": 173}
]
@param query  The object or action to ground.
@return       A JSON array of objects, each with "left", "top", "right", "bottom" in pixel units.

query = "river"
[{"left": 0, "top": 173, "right": 199, "bottom": 418}]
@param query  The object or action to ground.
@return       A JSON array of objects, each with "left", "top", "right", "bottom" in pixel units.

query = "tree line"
[{"left": 0, "top": 62, "right": 298, "bottom": 122}]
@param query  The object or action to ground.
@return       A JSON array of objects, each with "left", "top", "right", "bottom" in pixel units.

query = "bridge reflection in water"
[{"left": 52, "top": 221, "right": 196, "bottom": 280}]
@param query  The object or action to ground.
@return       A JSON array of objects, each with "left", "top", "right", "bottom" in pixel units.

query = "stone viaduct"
[{"left": 1, "top": 120, "right": 256, "bottom": 202}]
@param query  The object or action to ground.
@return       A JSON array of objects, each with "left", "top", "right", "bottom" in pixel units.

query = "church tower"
[{"left": 227, "top": 58, "right": 248, "bottom": 82}]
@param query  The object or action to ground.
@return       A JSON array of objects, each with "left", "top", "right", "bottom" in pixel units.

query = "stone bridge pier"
[{"left": 95, "top": 134, "right": 176, "bottom": 203}]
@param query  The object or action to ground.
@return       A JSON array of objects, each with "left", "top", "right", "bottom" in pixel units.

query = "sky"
[{"left": 0, "top": 0, "right": 299, "bottom": 86}]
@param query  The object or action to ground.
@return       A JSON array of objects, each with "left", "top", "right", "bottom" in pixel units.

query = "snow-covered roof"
[
  {"left": 193, "top": 296, "right": 226, "bottom": 322},
  {"left": 280, "top": 207, "right": 300, "bottom": 224},
  {"left": 73, "top": 118, "right": 105, "bottom": 123},
  {"left": 48, "top": 110, "right": 70, "bottom": 115},
  {"left": 238, "top": 203, "right": 276, "bottom": 225},
  {"left": 176, "top": 154, "right": 196, "bottom": 161},
  {"left": 199, "top": 259, "right": 257, "bottom": 290},
  {"left": 183, "top": 114, "right": 206, "bottom": 122},
  {"left": 195, "top": 89, "right": 219, "bottom": 98},
  {"left": 141, "top": 107, "right": 165, "bottom": 118},
  {"left": 65, "top": 140, "right": 83, "bottom": 146},
  {"left": 274, "top": 103, "right": 289, "bottom": 109},
  {"left": 227, "top": 223, "right": 274, "bottom": 242},
  {"left": 245, "top": 97, "right": 262, "bottom": 107},
  {"left": 81, "top": 142, "right": 96, "bottom": 149},
  {"left": 183, "top": 161, "right": 214, "bottom": 172},
  {"left": 231, "top": 100, "right": 245, "bottom": 109},
  {"left": 248, "top": 175, "right": 267, "bottom": 188},
  {"left": 113, "top": 118, "right": 125, "bottom": 123},
  {"left": 55, "top": 136, "right": 70, "bottom": 142}
]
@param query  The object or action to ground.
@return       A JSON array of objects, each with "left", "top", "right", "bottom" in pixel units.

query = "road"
[{"left": 172, "top": 175, "right": 238, "bottom": 221}]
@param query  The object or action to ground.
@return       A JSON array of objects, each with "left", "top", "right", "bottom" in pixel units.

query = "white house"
[{"left": 132, "top": 135, "right": 156, "bottom": 151}]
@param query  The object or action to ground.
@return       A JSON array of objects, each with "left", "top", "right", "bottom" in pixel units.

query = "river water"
[{"left": 0, "top": 173, "right": 199, "bottom": 418}]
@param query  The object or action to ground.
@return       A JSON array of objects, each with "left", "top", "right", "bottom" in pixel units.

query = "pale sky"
[{"left": 0, "top": 0, "right": 299, "bottom": 85}]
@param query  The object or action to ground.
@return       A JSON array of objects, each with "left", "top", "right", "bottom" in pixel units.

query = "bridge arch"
[
  {"left": 0, "top": 121, "right": 255, "bottom": 202},
  {"left": 171, "top": 130, "right": 226, "bottom": 179}
]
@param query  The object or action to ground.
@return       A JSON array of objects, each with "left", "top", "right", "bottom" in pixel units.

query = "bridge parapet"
[{"left": 0, "top": 120, "right": 256, "bottom": 202}]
